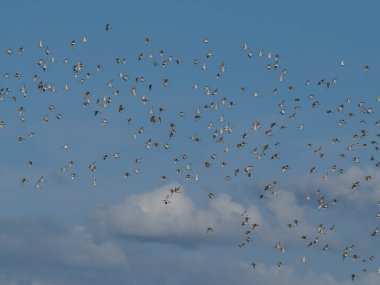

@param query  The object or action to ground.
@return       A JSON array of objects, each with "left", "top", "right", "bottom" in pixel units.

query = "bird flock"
[{"left": 1, "top": 23, "right": 379, "bottom": 281}]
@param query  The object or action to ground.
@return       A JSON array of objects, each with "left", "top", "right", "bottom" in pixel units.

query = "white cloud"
[
  {"left": 294, "top": 166, "right": 380, "bottom": 209},
  {"left": 257, "top": 189, "right": 345, "bottom": 248},
  {"left": 96, "top": 182, "right": 345, "bottom": 251},
  {"left": 96, "top": 183, "right": 262, "bottom": 243},
  {"left": 0, "top": 184, "right": 377, "bottom": 285}
]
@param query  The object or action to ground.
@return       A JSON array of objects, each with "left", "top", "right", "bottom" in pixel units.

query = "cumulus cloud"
[
  {"left": 96, "top": 183, "right": 262, "bottom": 244},
  {"left": 95, "top": 182, "right": 345, "bottom": 250},
  {"left": 294, "top": 166, "right": 380, "bottom": 210},
  {"left": 0, "top": 183, "right": 378, "bottom": 285},
  {"left": 257, "top": 188, "right": 345, "bottom": 249}
]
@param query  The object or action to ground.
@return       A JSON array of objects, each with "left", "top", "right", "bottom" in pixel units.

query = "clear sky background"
[{"left": 0, "top": 0, "right": 379, "bottom": 284}]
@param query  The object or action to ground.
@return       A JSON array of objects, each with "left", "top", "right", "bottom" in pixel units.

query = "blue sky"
[{"left": 0, "top": 0, "right": 379, "bottom": 284}]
